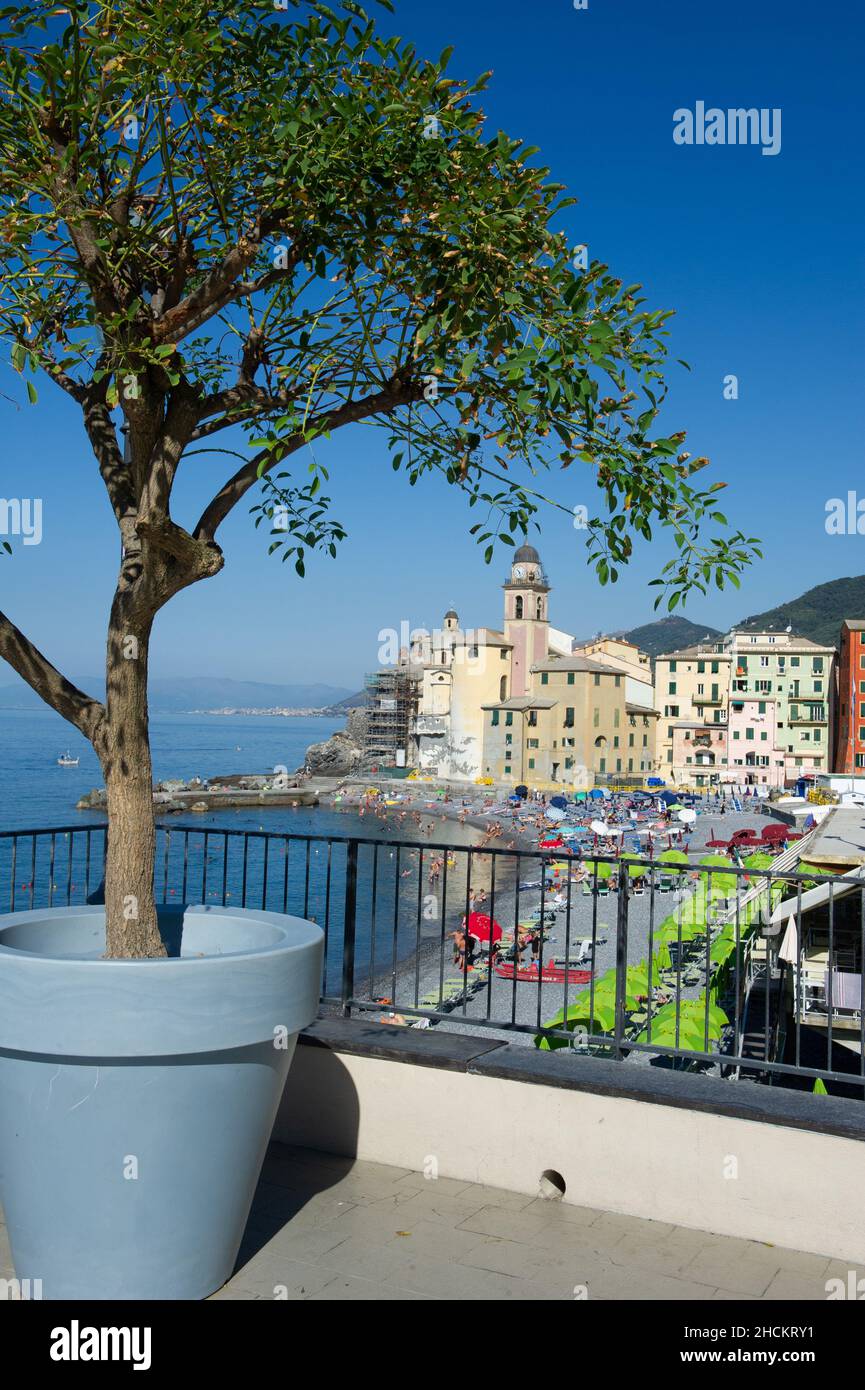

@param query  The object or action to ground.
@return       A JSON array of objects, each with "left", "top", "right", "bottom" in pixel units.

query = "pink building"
[
  {"left": 726, "top": 697, "right": 785, "bottom": 788},
  {"left": 671, "top": 722, "right": 729, "bottom": 786}
]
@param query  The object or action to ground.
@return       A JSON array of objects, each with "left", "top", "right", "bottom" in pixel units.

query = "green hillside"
[
  {"left": 618, "top": 616, "right": 721, "bottom": 660},
  {"left": 734, "top": 575, "right": 865, "bottom": 651}
]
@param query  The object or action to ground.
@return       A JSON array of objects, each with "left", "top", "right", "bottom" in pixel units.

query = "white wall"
[{"left": 276, "top": 1048, "right": 865, "bottom": 1264}]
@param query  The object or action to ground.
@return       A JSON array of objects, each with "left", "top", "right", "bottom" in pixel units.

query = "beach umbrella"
[
  {"left": 742, "top": 851, "right": 775, "bottom": 871},
  {"left": 550, "top": 795, "right": 568, "bottom": 810},
  {"left": 588, "top": 789, "right": 604, "bottom": 799},
  {"left": 699, "top": 854, "right": 737, "bottom": 889},
  {"left": 590, "top": 819, "right": 609, "bottom": 836},
  {"left": 545, "top": 805, "right": 566, "bottom": 821},
  {"left": 536, "top": 997, "right": 617, "bottom": 1049},
  {"left": 677, "top": 808, "right": 697, "bottom": 825},
  {"left": 466, "top": 912, "right": 503, "bottom": 946},
  {"left": 515, "top": 784, "right": 528, "bottom": 799},
  {"left": 619, "top": 852, "right": 649, "bottom": 879},
  {"left": 638, "top": 1013, "right": 706, "bottom": 1052},
  {"left": 583, "top": 858, "right": 614, "bottom": 880}
]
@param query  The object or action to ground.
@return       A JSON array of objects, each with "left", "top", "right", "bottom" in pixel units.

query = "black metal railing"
[{"left": 2, "top": 823, "right": 864, "bottom": 1097}]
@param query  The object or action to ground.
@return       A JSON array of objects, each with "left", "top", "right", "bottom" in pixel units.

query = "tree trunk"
[{"left": 98, "top": 616, "right": 166, "bottom": 959}]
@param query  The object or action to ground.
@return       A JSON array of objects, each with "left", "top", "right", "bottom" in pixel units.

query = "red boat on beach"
[{"left": 494, "top": 962, "right": 592, "bottom": 985}]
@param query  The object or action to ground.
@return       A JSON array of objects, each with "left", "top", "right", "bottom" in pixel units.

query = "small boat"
[
  {"left": 494, "top": 962, "right": 593, "bottom": 985},
  {"left": 57, "top": 752, "right": 79, "bottom": 767}
]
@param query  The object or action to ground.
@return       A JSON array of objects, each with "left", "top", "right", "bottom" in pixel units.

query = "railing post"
[
  {"left": 341, "top": 839, "right": 359, "bottom": 1017},
  {"left": 613, "top": 869, "right": 630, "bottom": 1061}
]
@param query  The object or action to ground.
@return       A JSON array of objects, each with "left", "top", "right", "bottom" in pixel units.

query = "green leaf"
[{"left": 460, "top": 350, "right": 478, "bottom": 380}]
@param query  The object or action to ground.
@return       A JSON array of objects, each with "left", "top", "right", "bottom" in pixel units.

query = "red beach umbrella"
[{"left": 466, "top": 912, "right": 503, "bottom": 945}]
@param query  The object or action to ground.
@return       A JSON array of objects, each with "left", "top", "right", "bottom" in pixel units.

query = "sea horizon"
[{"left": 0, "top": 707, "right": 344, "bottom": 833}]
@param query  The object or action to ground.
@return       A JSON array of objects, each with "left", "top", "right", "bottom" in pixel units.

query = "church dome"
[
  {"left": 444, "top": 608, "right": 458, "bottom": 620},
  {"left": 513, "top": 544, "right": 540, "bottom": 564}
]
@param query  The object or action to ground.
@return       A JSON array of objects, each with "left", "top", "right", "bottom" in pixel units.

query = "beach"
[{"left": 313, "top": 778, "right": 778, "bottom": 1052}]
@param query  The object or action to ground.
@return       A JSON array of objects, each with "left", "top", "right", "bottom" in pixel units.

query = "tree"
[{"left": 0, "top": 0, "right": 759, "bottom": 957}]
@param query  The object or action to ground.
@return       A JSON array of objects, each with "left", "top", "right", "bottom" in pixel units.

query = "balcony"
[
  {"left": 2, "top": 824, "right": 864, "bottom": 1303},
  {"left": 415, "top": 715, "right": 448, "bottom": 736},
  {"left": 692, "top": 694, "right": 723, "bottom": 706}
]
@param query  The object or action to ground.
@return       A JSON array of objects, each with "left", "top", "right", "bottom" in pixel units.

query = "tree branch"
[
  {"left": 191, "top": 382, "right": 300, "bottom": 439},
  {"left": 0, "top": 609, "right": 104, "bottom": 740},
  {"left": 193, "top": 376, "right": 424, "bottom": 540},
  {"left": 152, "top": 233, "right": 296, "bottom": 346},
  {"left": 81, "top": 384, "right": 136, "bottom": 524}
]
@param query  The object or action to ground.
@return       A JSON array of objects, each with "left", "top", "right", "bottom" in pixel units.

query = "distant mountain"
[
  {"left": 321, "top": 689, "right": 367, "bottom": 715},
  {"left": 0, "top": 676, "right": 354, "bottom": 711},
  {"left": 616, "top": 616, "right": 722, "bottom": 660},
  {"left": 733, "top": 575, "right": 865, "bottom": 651}
]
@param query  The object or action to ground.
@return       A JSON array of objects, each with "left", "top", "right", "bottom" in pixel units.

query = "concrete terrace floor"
[{"left": 213, "top": 1143, "right": 855, "bottom": 1301}]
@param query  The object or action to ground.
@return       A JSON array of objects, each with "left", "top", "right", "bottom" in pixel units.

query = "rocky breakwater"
[
  {"left": 301, "top": 707, "right": 367, "bottom": 778},
  {"left": 76, "top": 771, "right": 319, "bottom": 813}
]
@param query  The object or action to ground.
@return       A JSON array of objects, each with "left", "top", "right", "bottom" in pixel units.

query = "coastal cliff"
[{"left": 301, "top": 707, "right": 367, "bottom": 777}]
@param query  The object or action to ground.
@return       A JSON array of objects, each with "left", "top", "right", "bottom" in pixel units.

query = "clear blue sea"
[{"left": 0, "top": 708, "right": 342, "bottom": 832}]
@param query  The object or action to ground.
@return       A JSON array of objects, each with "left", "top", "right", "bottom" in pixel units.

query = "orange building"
[{"left": 835, "top": 620, "right": 865, "bottom": 773}]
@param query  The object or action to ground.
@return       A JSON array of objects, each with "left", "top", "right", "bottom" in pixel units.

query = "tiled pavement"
[
  {"left": 1, "top": 1145, "right": 859, "bottom": 1301},
  {"left": 216, "top": 1144, "right": 859, "bottom": 1301}
]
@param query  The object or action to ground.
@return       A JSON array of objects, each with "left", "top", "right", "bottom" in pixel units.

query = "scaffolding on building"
[{"left": 362, "top": 668, "right": 421, "bottom": 768}]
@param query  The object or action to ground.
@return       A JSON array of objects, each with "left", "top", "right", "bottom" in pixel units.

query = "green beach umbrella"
[
  {"left": 658, "top": 848, "right": 689, "bottom": 866},
  {"left": 619, "top": 851, "right": 651, "bottom": 879},
  {"left": 640, "top": 1015, "right": 706, "bottom": 1051},
  {"left": 583, "top": 858, "right": 614, "bottom": 880},
  {"left": 742, "top": 852, "right": 775, "bottom": 871},
  {"left": 536, "top": 995, "right": 617, "bottom": 1049}
]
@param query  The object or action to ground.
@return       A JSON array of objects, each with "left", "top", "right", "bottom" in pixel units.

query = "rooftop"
[
  {"left": 480, "top": 695, "right": 558, "bottom": 710},
  {"left": 531, "top": 654, "right": 617, "bottom": 674},
  {"left": 727, "top": 632, "right": 836, "bottom": 654},
  {"left": 803, "top": 806, "right": 865, "bottom": 869},
  {"left": 657, "top": 644, "right": 731, "bottom": 661}
]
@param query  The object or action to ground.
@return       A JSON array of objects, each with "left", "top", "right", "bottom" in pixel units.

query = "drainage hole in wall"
[{"left": 538, "top": 1169, "right": 566, "bottom": 1201}]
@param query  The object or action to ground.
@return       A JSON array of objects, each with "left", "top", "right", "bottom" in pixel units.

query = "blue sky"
[{"left": 1, "top": 0, "right": 863, "bottom": 690}]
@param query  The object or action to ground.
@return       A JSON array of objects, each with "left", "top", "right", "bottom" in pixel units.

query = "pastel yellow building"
[{"left": 410, "top": 545, "right": 657, "bottom": 790}]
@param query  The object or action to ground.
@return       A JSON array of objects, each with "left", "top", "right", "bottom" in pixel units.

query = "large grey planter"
[{"left": 0, "top": 904, "right": 324, "bottom": 1300}]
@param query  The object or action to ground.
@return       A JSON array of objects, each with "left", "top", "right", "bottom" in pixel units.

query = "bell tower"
[{"left": 504, "top": 545, "right": 551, "bottom": 697}]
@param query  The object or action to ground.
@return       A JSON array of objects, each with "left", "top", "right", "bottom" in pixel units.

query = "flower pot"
[{"left": 0, "top": 904, "right": 323, "bottom": 1300}]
